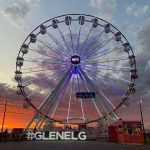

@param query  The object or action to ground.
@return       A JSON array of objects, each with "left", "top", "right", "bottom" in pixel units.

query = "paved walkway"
[{"left": 0, "top": 141, "right": 150, "bottom": 150}]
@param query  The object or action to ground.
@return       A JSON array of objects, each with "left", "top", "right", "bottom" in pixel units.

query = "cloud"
[
  {"left": 0, "top": 0, "right": 40, "bottom": 31},
  {"left": 134, "top": 18, "right": 150, "bottom": 98},
  {"left": 90, "top": 0, "right": 117, "bottom": 22},
  {"left": 0, "top": 81, "right": 19, "bottom": 102},
  {"left": 126, "top": 3, "right": 150, "bottom": 17}
]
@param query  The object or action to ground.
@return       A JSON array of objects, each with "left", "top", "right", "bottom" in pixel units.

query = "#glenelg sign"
[{"left": 26, "top": 131, "right": 87, "bottom": 141}]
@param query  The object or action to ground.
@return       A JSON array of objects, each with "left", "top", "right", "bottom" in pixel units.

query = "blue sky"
[{"left": 0, "top": 0, "right": 150, "bottom": 128}]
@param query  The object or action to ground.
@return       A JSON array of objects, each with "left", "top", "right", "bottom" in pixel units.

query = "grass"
[{"left": 146, "top": 138, "right": 150, "bottom": 144}]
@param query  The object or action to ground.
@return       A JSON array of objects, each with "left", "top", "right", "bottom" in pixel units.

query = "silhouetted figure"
[
  {"left": 3, "top": 129, "right": 8, "bottom": 142},
  {"left": 33, "top": 127, "right": 37, "bottom": 133}
]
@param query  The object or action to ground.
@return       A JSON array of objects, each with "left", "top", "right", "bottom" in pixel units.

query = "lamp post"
[
  {"left": 1, "top": 100, "right": 7, "bottom": 141},
  {"left": 137, "top": 100, "right": 146, "bottom": 143}
]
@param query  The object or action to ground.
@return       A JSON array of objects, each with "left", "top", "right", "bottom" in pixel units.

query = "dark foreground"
[{"left": 0, "top": 141, "right": 150, "bottom": 150}]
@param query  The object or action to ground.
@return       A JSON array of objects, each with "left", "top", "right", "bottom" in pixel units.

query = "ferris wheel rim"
[{"left": 15, "top": 14, "right": 137, "bottom": 124}]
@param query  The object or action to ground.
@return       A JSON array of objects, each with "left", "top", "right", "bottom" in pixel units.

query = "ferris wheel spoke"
[
  {"left": 76, "top": 25, "right": 81, "bottom": 55},
  {"left": 83, "top": 43, "right": 123, "bottom": 61},
  {"left": 26, "top": 73, "right": 67, "bottom": 98},
  {"left": 85, "top": 63, "right": 131, "bottom": 70},
  {"left": 39, "top": 67, "right": 73, "bottom": 113},
  {"left": 67, "top": 74, "right": 74, "bottom": 122},
  {"left": 82, "top": 57, "right": 128, "bottom": 64},
  {"left": 87, "top": 81, "right": 112, "bottom": 114},
  {"left": 22, "top": 75, "right": 47, "bottom": 86},
  {"left": 22, "top": 66, "right": 44, "bottom": 71},
  {"left": 26, "top": 80, "right": 54, "bottom": 99},
  {"left": 57, "top": 27, "right": 73, "bottom": 56},
  {"left": 79, "top": 67, "right": 117, "bottom": 110},
  {"left": 85, "top": 69, "right": 124, "bottom": 92},
  {"left": 42, "top": 65, "right": 70, "bottom": 71},
  {"left": 24, "top": 56, "right": 66, "bottom": 64},
  {"left": 82, "top": 33, "right": 115, "bottom": 60},
  {"left": 78, "top": 66, "right": 110, "bottom": 114},
  {"left": 22, "top": 63, "right": 69, "bottom": 72},
  {"left": 83, "top": 67, "right": 132, "bottom": 85},
  {"left": 36, "top": 37, "right": 69, "bottom": 59},
  {"left": 77, "top": 67, "right": 107, "bottom": 116},
  {"left": 81, "top": 29, "right": 104, "bottom": 58},
  {"left": 22, "top": 67, "right": 68, "bottom": 85},
  {"left": 46, "top": 30, "right": 71, "bottom": 58},
  {"left": 27, "top": 74, "right": 65, "bottom": 98},
  {"left": 24, "top": 57, "right": 68, "bottom": 64},
  {"left": 77, "top": 71, "right": 85, "bottom": 122},
  {"left": 42, "top": 79, "right": 67, "bottom": 116},
  {"left": 85, "top": 71, "right": 125, "bottom": 96},
  {"left": 29, "top": 45, "right": 66, "bottom": 62},
  {"left": 79, "top": 25, "right": 93, "bottom": 56},
  {"left": 91, "top": 79, "right": 116, "bottom": 109},
  {"left": 29, "top": 47, "right": 57, "bottom": 59},
  {"left": 23, "top": 68, "right": 69, "bottom": 88},
  {"left": 68, "top": 24, "right": 75, "bottom": 54},
  {"left": 50, "top": 67, "right": 74, "bottom": 118},
  {"left": 23, "top": 69, "right": 44, "bottom": 74},
  {"left": 83, "top": 65, "right": 130, "bottom": 73},
  {"left": 44, "top": 67, "right": 73, "bottom": 115},
  {"left": 43, "top": 66, "right": 70, "bottom": 71},
  {"left": 22, "top": 66, "right": 68, "bottom": 74},
  {"left": 82, "top": 34, "right": 115, "bottom": 61}
]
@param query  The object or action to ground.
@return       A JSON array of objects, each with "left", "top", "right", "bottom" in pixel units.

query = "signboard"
[
  {"left": 26, "top": 131, "right": 87, "bottom": 141},
  {"left": 76, "top": 92, "right": 95, "bottom": 98}
]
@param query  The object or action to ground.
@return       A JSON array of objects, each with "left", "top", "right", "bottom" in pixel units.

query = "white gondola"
[
  {"left": 122, "top": 96, "right": 129, "bottom": 108},
  {"left": 21, "top": 44, "right": 29, "bottom": 54},
  {"left": 30, "top": 34, "right": 36, "bottom": 43},
  {"left": 128, "top": 83, "right": 136, "bottom": 94},
  {"left": 123, "top": 42, "right": 130, "bottom": 52},
  {"left": 14, "top": 70, "right": 22, "bottom": 81},
  {"left": 115, "top": 32, "right": 121, "bottom": 41},
  {"left": 128, "top": 86, "right": 136, "bottom": 94},
  {"left": 122, "top": 100, "right": 129, "bottom": 107},
  {"left": 122, "top": 96, "right": 128, "bottom": 100},
  {"left": 17, "top": 84, "right": 24, "bottom": 95},
  {"left": 104, "top": 24, "right": 110, "bottom": 33},
  {"left": 52, "top": 19, "right": 58, "bottom": 28},
  {"left": 40, "top": 24, "right": 46, "bottom": 34},
  {"left": 65, "top": 16, "right": 71, "bottom": 25},
  {"left": 128, "top": 55, "right": 135, "bottom": 65},
  {"left": 23, "top": 99, "right": 31, "bottom": 109},
  {"left": 16, "top": 57, "right": 24, "bottom": 66},
  {"left": 130, "top": 69, "right": 138, "bottom": 79},
  {"left": 92, "top": 18, "right": 98, "bottom": 28},
  {"left": 78, "top": 16, "right": 85, "bottom": 25}
]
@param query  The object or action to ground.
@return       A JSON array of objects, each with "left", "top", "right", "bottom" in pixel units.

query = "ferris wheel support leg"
[
  {"left": 37, "top": 118, "right": 46, "bottom": 130},
  {"left": 26, "top": 113, "right": 38, "bottom": 129},
  {"left": 33, "top": 116, "right": 43, "bottom": 129}
]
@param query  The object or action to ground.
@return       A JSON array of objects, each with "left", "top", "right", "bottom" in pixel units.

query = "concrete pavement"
[{"left": 0, "top": 141, "right": 150, "bottom": 150}]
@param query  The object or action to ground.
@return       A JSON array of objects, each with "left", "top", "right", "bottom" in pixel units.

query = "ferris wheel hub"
[{"left": 71, "top": 55, "right": 80, "bottom": 65}]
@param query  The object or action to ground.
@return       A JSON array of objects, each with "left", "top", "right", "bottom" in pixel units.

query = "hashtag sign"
[{"left": 26, "top": 131, "right": 35, "bottom": 140}]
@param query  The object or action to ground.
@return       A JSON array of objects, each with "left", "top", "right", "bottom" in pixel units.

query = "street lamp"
[
  {"left": 0, "top": 99, "right": 7, "bottom": 142},
  {"left": 137, "top": 100, "right": 146, "bottom": 143}
]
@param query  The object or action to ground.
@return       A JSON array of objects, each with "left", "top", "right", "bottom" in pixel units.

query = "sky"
[{"left": 0, "top": 0, "right": 150, "bottom": 129}]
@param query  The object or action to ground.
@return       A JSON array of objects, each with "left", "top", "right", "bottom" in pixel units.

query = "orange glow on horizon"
[{"left": 0, "top": 101, "right": 34, "bottom": 129}]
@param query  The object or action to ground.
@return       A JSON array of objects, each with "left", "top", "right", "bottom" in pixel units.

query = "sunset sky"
[{"left": 0, "top": 0, "right": 150, "bottom": 129}]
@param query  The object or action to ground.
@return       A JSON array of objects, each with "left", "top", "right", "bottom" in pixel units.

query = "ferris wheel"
[{"left": 15, "top": 14, "right": 138, "bottom": 128}]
